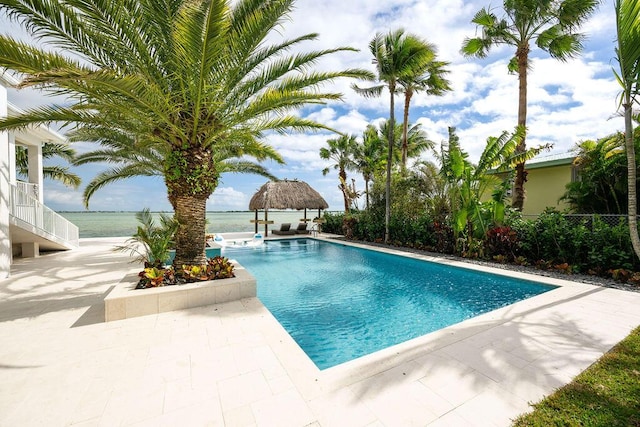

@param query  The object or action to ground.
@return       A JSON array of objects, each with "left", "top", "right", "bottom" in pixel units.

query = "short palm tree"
[
  {"left": 398, "top": 42, "right": 451, "bottom": 171},
  {"left": 376, "top": 119, "right": 433, "bottom": 166},
  {"left": 0, "top": 0, "right": 371, "bottom": 266},
  {"left": 461, "top": 0, "right": 598, "bottom": 211},
  {"left": 353, "top": 125, "right": 385, "bottom": 210},
  {"left": 320, "top": 134, "right": 359, "bottom": 212},
  {"left": 16, "top": 142, "right": 80, "bottom": 188},
  {"left": 614, "top": 0, "right": 640, "bottom": 259},
  {"left": 393, "top": 122, "right": 433, "bottom": 165},
  {"left": 353, "top": 29, "right": 435, "bottom": 243}
]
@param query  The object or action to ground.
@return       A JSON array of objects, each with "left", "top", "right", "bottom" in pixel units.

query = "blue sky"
[{"left": 3, "top": 0, "right": 623, "bottom": 212}]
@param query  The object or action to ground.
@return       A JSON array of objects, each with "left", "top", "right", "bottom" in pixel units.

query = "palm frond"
[
  {"left": 82, "top": 164, "right": 159, "bottom": 208},
  {"left": 42, "top": 165, "right": 81, "bottom": 188}
]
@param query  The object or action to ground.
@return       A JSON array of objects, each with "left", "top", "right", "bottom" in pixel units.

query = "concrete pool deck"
[{"left": 1, "top": 236, "right": 639, "bottom": 426}]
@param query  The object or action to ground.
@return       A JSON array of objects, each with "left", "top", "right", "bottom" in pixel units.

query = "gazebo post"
[
  {"left": 304, "top": 208, "right": 307, "bottom": 221},
  {"left": 254, "top": 210, "right": 258, "bottom": 234},
  {"left": 264, "top": 209, "right": 269, "bottom": 236}
]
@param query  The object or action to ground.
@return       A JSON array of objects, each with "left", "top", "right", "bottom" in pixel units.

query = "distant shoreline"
[{"left": 58, "top": 209, "right": 339, "bottom": 213}]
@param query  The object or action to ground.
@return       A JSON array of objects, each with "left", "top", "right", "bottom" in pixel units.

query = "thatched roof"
[{"left": 249, "top": 180, "right": 329, "bottom": 210}]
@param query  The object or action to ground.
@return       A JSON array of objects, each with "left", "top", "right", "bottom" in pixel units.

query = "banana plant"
[{"left": 440, "top": 126, "right": 550, "bottom": 240}]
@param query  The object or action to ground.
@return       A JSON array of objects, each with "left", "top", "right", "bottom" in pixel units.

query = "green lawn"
[{"left": 512, "top": 326, "right": 640, "bottom": 426}]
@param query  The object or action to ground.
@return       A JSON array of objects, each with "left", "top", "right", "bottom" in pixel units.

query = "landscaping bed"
[{"left": 104, "top": 264, "right": 256, "bottom": 321}]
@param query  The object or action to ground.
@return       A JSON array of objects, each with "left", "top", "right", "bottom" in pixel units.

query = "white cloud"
[
  {"left": 207, "top": 187, "right": 248, "bottom": 211},
  {"left": 2, "top": 1, "right": 623, "bottom": 212}
]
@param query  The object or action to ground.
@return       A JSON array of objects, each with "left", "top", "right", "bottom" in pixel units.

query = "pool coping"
[{"left": 258, "top": 235, "right": 609, "bottom": 397}]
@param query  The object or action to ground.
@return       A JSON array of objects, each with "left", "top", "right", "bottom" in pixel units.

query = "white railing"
[
  {"left": 15, "top": 181, "right": 39, "bottom": 199},
  {"left": 9, "top": 183, "right": 79, "bottom": 248}
]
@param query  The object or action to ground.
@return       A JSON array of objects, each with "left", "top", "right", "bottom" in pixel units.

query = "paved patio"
[{"left": 1, "top": 237, "right": 639, "bottom": 426}]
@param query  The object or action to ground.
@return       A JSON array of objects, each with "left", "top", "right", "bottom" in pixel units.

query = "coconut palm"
[
  {"left": 398, "top": 43, "right": 451, "bottom": 171},
  {"left": 353, "top": 29, "right": 435, "bottom": 243},
  {"left": 461, "top": 0, "right": 598, "bottom": 211},
  {"left": 16, "top": 142, "right": 80, "bottom": 188},
  {"left": 0, "top": 0, "right": 372, "bottom": 266},
  {"left": 614, "top": 0, "right": 640, "bottom": 259},
  {"left": 320, "top": 134, "right": 359, "bottom": 212},
  {"left": 353, "top": 125, "right": 385, "bottom": 210}
]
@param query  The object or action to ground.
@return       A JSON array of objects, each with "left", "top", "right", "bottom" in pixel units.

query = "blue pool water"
[{"left": 220, "top": 239, "right": 556, "bottom": 370}]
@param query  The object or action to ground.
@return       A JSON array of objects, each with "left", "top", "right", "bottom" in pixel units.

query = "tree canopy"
[{"left": 0, "top": 0, "right": 372, "bottom": 265}]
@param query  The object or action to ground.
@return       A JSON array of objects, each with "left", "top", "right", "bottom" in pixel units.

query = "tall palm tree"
[
  {"left": 614, "top": 0, "right": 640, "bottom": 259},
  {"left": 320, "top": 134, "right": 359, "bottom": 212},
  {"left": 353, "top": 125, "right": 385, "bottom": 210},
  {"left": 0, "top": 0, "right": 372, "bottom": 266},
  {"left": 461, "top": 0, "right": 598, "bottom": 211},
  {"left": 16, "top": 142, "right": 80, "bottom": 188},
  {"left": 353, "top": 29, "right": 435, "bottom": 243},
  {"left": 398, "top": 42, "right": 451, "bottom": 171}
]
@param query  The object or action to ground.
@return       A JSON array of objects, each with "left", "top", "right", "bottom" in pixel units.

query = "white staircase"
[{"left": 9, "top": 182, "right": 79, "bottom": 251}]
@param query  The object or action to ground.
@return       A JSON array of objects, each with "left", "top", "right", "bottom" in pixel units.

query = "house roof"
[
  {"left": 526, "top": 152, "right": 575, "bottom": 170},
  {"left": 1, "top": 70, "right": 67, "bottom": 146},
  {"left": 8, "top": 103, "right": 67, "bottom": 146}
]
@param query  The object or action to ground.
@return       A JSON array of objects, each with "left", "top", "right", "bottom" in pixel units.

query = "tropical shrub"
[
  {"left": 326, "top": 206, "right": 639, "bottom": 280},
  {"left": 512, "top": 209, "right": 639, "bottom": 274},
  {"left": 484, "top": 226, "right": 519, "bottom": 260},
  {"left": 137, "top": 266, "right": 177, "bottom": 289},
  {"left": 136, "top": 256, "right": 235, "bottom": 289},
  {"left": 182, "top": 256, "right": 235, "bottom": 282},
  {"left": 115, "top": 209, "right": 179, "bottom": 267}
]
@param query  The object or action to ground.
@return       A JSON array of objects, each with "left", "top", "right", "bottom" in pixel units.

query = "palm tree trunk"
[
  {"left": 512, "top": 44, "right": 530, "bottom": 211},
  {"left": 401, "top": 90, "right": 412, "bottom": 173},
  {"left": 165, "top": 145, "right": 216, "bottom": 267},
  {"left": 173, "top": 194, "right": 208, "bottom": 266},
  {"left": 364, "top": 176, "right": 370, "bottom": 210},
  {"left": 385, "top": 83, "right": 395, "bottom": 244},
  {"left": 625, "top": 101, "right": 640, "bottom": 260},
  {"left": 339, "top": 168, "right": 350, "bottom": 213}
]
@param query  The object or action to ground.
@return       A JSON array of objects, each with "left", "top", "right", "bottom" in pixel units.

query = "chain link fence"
[{"left": 522, "top": 214, "right": 637, "bottom": 229}]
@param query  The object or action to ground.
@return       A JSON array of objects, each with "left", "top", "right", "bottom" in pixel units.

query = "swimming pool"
[{"left": 221, "top": 239, "right": 556, "bottom": 370}]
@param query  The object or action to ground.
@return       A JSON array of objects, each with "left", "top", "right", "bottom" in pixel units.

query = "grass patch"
[{"left": 513, "top": 326, "right": 640, "bottom": 426}]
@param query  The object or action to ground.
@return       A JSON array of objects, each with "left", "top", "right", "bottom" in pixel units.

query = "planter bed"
[{"left": 104, "top": 264, "right": 256, "bottom": 322}]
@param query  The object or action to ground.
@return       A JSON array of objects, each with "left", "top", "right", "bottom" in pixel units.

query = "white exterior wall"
[{"left": 0, "top": 82, "right": 10, "bottom": 278}]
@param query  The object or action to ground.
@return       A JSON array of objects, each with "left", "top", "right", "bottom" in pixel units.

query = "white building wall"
[{"left": 0, "top": 82, "right": 11, "bottom": 278}]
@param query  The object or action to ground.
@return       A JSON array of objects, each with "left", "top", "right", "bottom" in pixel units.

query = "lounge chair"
[
  {"left": 272, "top": 223, "right": 296, "bottom": 235},
  {"left": 295, "top": 223, "right": 310, "bottom": 234}
]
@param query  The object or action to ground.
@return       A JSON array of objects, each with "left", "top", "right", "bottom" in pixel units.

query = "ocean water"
[{"left": 60, "top": 210, "right": 321, "bottom": 238}]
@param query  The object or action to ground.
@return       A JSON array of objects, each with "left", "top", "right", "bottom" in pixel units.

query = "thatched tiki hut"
[{"left": 249, "top": 180, "right": 329, "bottom": 235}]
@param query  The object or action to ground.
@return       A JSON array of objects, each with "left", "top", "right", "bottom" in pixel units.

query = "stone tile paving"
[{"left": 1, "top": 237, "right": 639, "bottom": 426}]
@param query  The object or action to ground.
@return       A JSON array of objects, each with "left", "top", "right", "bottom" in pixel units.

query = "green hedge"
[{"left": 323, "top": 209, "right": 640, "bottom": 275}]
